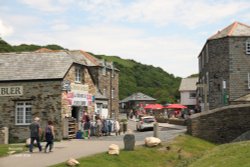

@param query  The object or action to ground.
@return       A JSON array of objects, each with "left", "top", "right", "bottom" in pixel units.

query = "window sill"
[{"left": 15, "top": 123, "right": 30, "bottom": 126}]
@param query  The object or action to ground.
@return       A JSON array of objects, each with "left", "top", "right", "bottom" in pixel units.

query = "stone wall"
[
  {"left": 187, "top": 104, "right": 250, "bottom": 143},
  {"left": 199, "top": 38, "right": 230, "bottom": 110},
  {"left": 0, "top": 80, "right": 62, "bottom": 142},
  {"left": 229, "top": 37, "right": 250, "bottom": 100}
]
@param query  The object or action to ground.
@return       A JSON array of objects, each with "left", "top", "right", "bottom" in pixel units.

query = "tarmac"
[{"left": 0, "top": 123, "right": 186, "bottom": 167}]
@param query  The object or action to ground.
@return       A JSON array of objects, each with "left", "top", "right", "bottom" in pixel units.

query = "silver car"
[{"left": 136, "top": 116, "right": 156, "bottom": 131}]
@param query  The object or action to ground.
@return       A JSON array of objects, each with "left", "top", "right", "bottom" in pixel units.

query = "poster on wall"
[{"left": 66, "top": 83, "right": 93, "bottom": 107}]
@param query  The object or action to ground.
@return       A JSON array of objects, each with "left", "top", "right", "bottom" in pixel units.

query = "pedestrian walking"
[
  {"left": 83, "top": 115, "right": 91, "bottom": 139},
  {"left": 44, "top": 120, "right": 55, "bottom": 153},
  {"left": 114, "top": 120, "right": 120, "bottom": 136},
  {"left": 29, "top": 117, "right": 42, "bottom": 153},
  {"left": 95, "top": 115, "right": 102, "bottom": 137}
]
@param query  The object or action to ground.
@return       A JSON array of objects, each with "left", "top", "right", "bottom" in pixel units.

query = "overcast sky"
[{"left": 1, "top": 0, "right": 250, "bottom": 78}]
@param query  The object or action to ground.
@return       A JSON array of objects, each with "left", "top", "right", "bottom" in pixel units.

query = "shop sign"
[
  {"left": 0, "top": 86, "right": 23, "bottom": 96},
  {"left": 70, "top": 83, "right": 88, "bottom": 93}
]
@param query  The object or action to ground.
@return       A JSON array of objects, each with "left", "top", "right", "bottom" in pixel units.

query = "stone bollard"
[
  {"left": 123, "top": 133, "right": 135, "bottom": 151},
  {"left": 153, "top": 122, "right": 159, "bottom": 138},
  {"left": 1, "top": 127, "right": 9, "bottom": 144}
]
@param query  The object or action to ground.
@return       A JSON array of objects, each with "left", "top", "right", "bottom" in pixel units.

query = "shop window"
[{"left": 15, "top": 101, "right": 32, "bottom": 125}]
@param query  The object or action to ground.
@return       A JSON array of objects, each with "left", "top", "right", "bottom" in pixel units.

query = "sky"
[{"left": 1, "top": 0, "right": 250, "bottom": 78}]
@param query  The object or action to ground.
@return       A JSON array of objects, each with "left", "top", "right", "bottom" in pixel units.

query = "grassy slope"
[
  {"left": 0, "top": 144, "right": 28, "bottom": 157},
  {"left": 189, "top": 141, "right": 250, "bottom": 167},
  {"left": 51, "top": 135, "right": 215, "bottom": 167}
]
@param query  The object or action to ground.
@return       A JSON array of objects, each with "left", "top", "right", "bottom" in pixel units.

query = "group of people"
[
  {"left": 81, "top": 113, "right": 120, "bottom": 138},
  {"left": 29, "top": 117, "right": 55, "bottom": 153}
]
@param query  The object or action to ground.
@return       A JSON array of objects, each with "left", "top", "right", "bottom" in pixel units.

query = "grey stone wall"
[
  {"left": 199, "top": 38, "right": 230, "bottom": 110},
  {"left": 187, "top": 104, "right": 250, "bottom": 143},
  {"left": 229, "top": 37, "right": 250, "bottom": 100},
  {"left": 199, "top": 37, "right": 250, "bottom": 110},
  {"left": 0, "top": 80, "right": 62, "bottom": 142}
]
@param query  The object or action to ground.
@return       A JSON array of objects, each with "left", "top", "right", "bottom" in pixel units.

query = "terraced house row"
[{"left": 0, "top": 49, "right": 119, "bottom": 142}]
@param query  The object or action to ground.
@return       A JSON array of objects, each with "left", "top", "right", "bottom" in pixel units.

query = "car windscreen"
[{"left": 143, "top": 118, "right": 155, "bottom": 123}]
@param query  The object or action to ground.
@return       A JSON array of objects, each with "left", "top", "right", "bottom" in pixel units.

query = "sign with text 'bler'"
[{"left": 0, "top": 86, "right": 23, "bottom": 96}]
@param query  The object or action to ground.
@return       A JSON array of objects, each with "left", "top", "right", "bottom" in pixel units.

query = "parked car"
[{"left": 136, "top": 116, "right": 156, "bottom": 131}]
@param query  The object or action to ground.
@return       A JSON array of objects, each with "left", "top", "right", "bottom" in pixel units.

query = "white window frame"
[
  {"left": 111, "top": 89, "right": 114, "bottom": 99},
  {"left": 75, "top": 67, "right": 82, "bottom": 83},
  {"left": 102, "top": 66, "right": 106, "bottom": 76},
  {"left": 246, "top": 42, "right": 250, "bottom": 54},
  {"left": 248, "top": 73, "right": 250, "bottom": 89},
  {"left": 15, "top": 101, "right": 32, "bottom": 125},
  {"left": 103, "top": 88, "right": 106, "bottom": 97}
]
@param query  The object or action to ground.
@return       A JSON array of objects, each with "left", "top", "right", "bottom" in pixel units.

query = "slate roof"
[
  {"left": 120, "top": 92, "right": 156, "bottom": 103},
  {"left": 209, "top": 21, "right": 250, "bottom": 40},
  {"left": 0, "top": 51, "right": 87, "bottom": 81},
  {"left": 68, "top": 50, "right": 99, "bottom": 66},
  {"left": 0, "top": 48, "right": 119, "bottom": 81},
  {"left": 179, "top": 77, "right": 198, "bottom": 91}
]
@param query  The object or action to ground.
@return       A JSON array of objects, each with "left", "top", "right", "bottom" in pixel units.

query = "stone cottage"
[
  {"left": 0, "top": 49, "right": 119, "bottom": 142},
  {"left": 198, "top": 21, "right": 250, "bottom": 111}
]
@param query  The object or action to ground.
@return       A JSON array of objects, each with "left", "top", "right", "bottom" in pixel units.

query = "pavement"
[{"left": 0, "top": 123, "right": 186, "bottom": 167}]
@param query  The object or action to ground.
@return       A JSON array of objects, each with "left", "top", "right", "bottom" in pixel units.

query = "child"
[{"left": 44, "top": 120, "right": 55, "bottom": 153}]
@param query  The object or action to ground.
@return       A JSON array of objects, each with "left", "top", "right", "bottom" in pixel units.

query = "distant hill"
[
  {"left": 89, "top": 53, "right": 182, "bottom": 104},
  {"left": 0, "top": 37, "right": 65, "bottom": 52},
  {"left": 0, "top": 38, "right": 181, "bottom": 103}
]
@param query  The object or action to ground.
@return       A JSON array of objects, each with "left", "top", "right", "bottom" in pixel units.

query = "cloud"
[
  {"left": 78, "top": 0, "right": 250, "bottom": 28},
  {"left": 0, "top": 19, "right": 13, "bottom": 37},
  {"left": 6, "top": 24, "right": 199, "bottom": 77},
  {"left": 19, "top": 0, "right": 72, "bottom": 12}
]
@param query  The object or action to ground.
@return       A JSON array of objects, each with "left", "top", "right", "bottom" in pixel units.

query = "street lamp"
[{"left": 196, "top": 83, "right": 208, "bottom": 112}]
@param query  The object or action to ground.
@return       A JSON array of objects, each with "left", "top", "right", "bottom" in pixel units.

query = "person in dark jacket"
[
  {"left": 83, "top": 115, "right": 91, "bottom": 139},
  {"left": 29, "top": 117, "right": 42, "bottom": 153},
  {"left": 44, "top": 120, "right": 55, "bottom": 153}
]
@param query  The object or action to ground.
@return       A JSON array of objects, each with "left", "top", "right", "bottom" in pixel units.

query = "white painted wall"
[{"left": 180, "top": 91, "right": 196, "bottom": 106}]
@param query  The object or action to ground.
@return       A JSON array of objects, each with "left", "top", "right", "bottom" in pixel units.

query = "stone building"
[
  {"left": 120, "top": 92, "right": 156, "bottom": 113},
  {"left": 0, "top": 49, "right": 119, "bottom": 142},
  {"left": 198, "top": 21, "right": 250, "bottom": 111}
]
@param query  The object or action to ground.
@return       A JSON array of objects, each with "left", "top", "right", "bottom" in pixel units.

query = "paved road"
[{"left": 0, "top": 121, "right": 186, "bottom": 167}]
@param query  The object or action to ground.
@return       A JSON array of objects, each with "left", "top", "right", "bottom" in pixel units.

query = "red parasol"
[
  {"left": 164, "top": 104, "right": 187, "bottom": 109},
  {"left": 144, "top": 104, "right": 163, "bottom": 110}
]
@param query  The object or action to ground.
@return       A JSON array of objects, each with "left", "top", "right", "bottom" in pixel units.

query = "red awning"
[{"left": 164, "top": 104, "right": 187, "bottom": 109}]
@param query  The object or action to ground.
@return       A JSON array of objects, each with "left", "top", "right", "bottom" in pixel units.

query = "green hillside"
[
  {"left": 90, "top": 54, "right": 181, "bottom": 103},
  {"left": 0, "top": 38, "right": 181, "bottom": 103}
]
